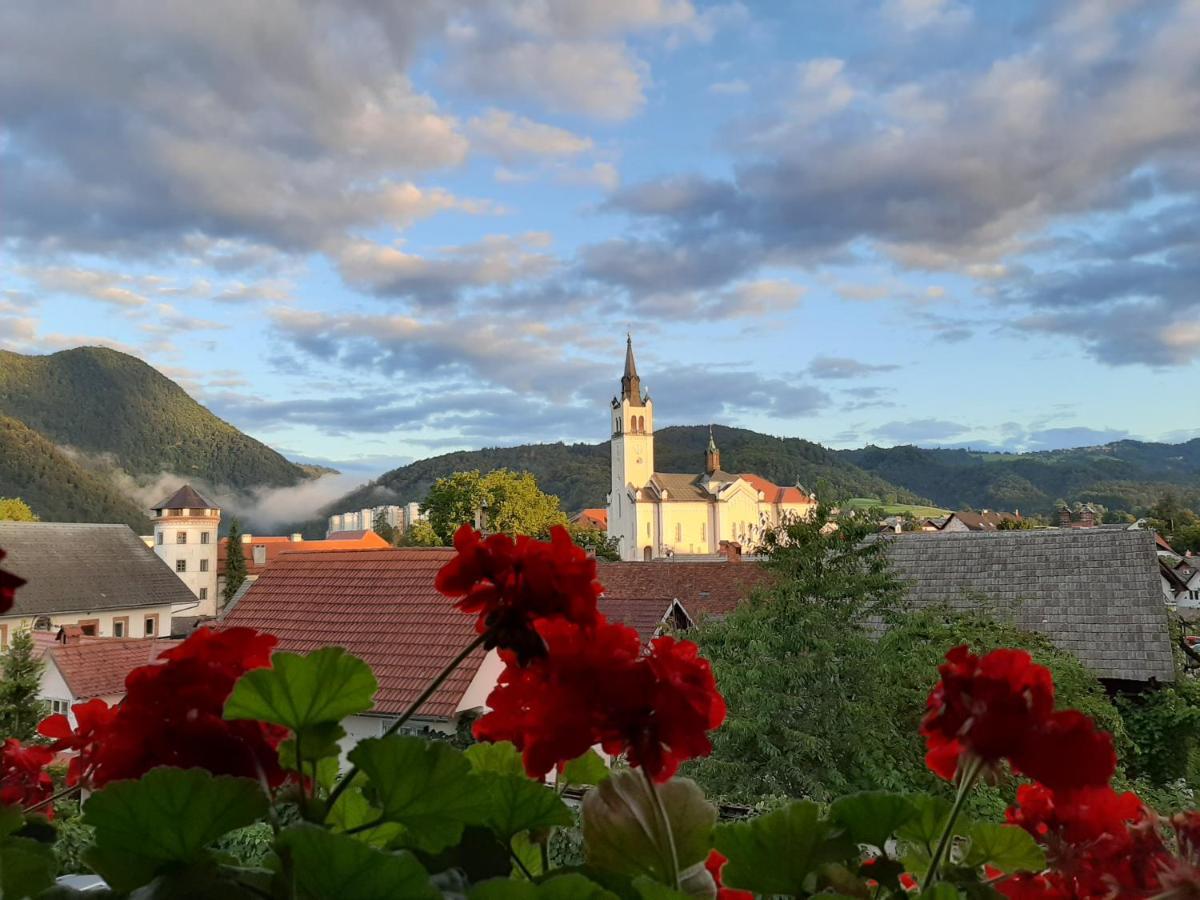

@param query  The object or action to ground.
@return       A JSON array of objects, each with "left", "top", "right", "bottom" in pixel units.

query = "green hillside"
[
  {"left": 314, "top": 424, "right": 926, "bottom": 533},
  {"left": 841, "top": 441, "right": 1200, "bottom": 515},
  {"left": 0, "top": 416, "right": 151, "bottom": 531},
  {"left": 0, "top": 347, "right": 307, "bottom": 489}
]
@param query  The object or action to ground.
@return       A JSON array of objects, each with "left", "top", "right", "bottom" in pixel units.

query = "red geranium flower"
[
  {"left": 995, "top": 872, "right": 1072, "bottom": 899},
  {"left": 75, "top": 627, "right": 287, "bottom": 787},
  {"left": 0, "top": 549, "right": 25, "bottom": 615},
  {"left": 0, "top": 739, "right": 55, "bottom": 815},
  {"left": 436, "top": 524, "right": 602, "bottom": 662},
  {"left": 705, "top": 850, "right": 752, "bottom": 900},
  {"left": 1012, "top": 710, "right": 1116, "bottom": 792},
  {"left": 921, "top": 645, "right": 1055, "bottom": 782},
  {"left": 38, "top": 698, "right": 117, "bottom": 786}
]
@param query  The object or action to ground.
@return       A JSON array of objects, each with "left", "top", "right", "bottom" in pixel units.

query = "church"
[{"left": 606, "top": 337, "right": 817, "bottom": 561}]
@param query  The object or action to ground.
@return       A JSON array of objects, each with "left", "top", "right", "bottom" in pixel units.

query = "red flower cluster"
[
  {"left": 474, "top": 619, "right": 726, "bottom": 782},
  {"left": 0, "top": 739, "right": 54, "bottom": 815},
  {"left": 705, "top": 850, "right": 752, "bottom": 900},
  {"left": 921, "top": 646, "right": 1115, "bottom": 790},
  {"left": 1002, "top": 783, "right": 1167, "bottom": 898},
  {"left": 435, "top": 524, "right": 602, "bottom": 661},
  {"left": 39, "top": 627, "right": 286, "bottom": 787},
  {"left": 0, "top": 549, "right": 25, "bottom": 615}
]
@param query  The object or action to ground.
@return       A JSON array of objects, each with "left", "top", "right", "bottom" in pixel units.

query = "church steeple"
[
  {"left": 705, "top": 426, "right": 720, "bottom": 474},
  {"left": 621, "top": 334, "right": 645, "bottom": 407}
]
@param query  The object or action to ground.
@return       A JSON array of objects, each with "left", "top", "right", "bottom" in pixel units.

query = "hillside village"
[{"left": 2, "top": 343, "right": 1198, "bottom": 748}]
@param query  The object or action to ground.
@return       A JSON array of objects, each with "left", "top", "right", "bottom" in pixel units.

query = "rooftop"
[
  {"left": 218, "top": 531, "right": 390, "bottom": 576},
  {"left": 152, "top": 484, "right": 216, "bottom": 511},
  {"left": 0, "top": 523, "right": 197, "bottom": 616},
  {"left": 886, "top": 528, "right": 1175, "bottom": 682},
  {"left": 46, "top": 637, "right": 181, "bottom": 699}
]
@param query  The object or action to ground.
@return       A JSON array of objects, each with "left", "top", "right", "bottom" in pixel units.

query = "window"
[
  {"left": 78, "top": 620, "right": 98, "bottom": 637},
  {"left": 674, "top": 523, "right": 682, "bottom": 542},
  {"left": 175, "top": 559, "right": 187, "bottom": 573},
  {"left": 646, "top": 522, "right": 651, "bottom": 537},
  {"left": 50, "top": 699, "right": 69, "bottom": 715},
  {"left": 32, "top": 616, "right": 51, "bottom": 632},
  {"left": 199, "top": 588, "right": 208, "bottom": 601},
  {"left": 113, "top": 617, "right": 127, "bottom": 638},
  {"left": 156, "top": 532, "right": 164, "bottom": 545},
  {"left": 0, "top": 625, "right": 6, "bottom": 651},
  {"left": 199, "top": 559, "right": 209, "bottom": 572},
  {"left": 144, "top": 615, "right": 158, "bottom": 636},
  {"left": 176, "top": 531, "right": 187, "bottom": 544},
  {"left": 201, "top": 532, "right": 210, "bottom": 545}
]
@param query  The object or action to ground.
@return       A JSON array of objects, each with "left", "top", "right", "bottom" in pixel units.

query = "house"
[
  {"left": 216, "top": 530, "right": 391, "bottom": 599},
  {"left": 922, "top": 510, "right": 1023, "bottom": 532},
  {"left": 1161, "top": 557, "right": 1200, "bottom": 608},
  {"left": 326, "top": 503, "right": 424, "bottom": 538},
  {"left": 149, "top": 485, "right": 221, "bottom": 616},
  {"left": 220, "top": 548, "right": 772, "bottom": 746},
  {"left": 0, "top": 522, "right": 194, "bottom": 648},
  {"left": 607, "top": 336, "right": 817, "bottom": 560},
  {"left": 570, "top": 509, "right": 608, "bottom": 531},
  {"left": 39, "top": 634, "right": 180, "bottom": 719},
  {"left": 886, "top": 528, "right": 1175, "bottom": 684}
]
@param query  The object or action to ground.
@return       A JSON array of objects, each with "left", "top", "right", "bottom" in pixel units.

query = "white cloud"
[{"left": 468, "top": 109, "right": 593, "bottom": 162}]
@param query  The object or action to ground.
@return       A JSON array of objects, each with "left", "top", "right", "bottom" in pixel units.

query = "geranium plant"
[{"left": 1, "top": 528, "right": 1199, "bottom": 898}]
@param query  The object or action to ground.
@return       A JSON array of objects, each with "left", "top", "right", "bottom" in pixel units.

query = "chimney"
[
  {"left": 1079, "top": 507, "right": 1095, "bottom": 528},
  {"left": 252, "top": 545, "right": 267, "bottom": 566},
  {"left": 1057, "top": 507, "right": 1071, "bottom": 527},
  {"left": 718, "top": 540, "right": 742, "bottom": 563},
  {"left": 290, "top": 533, "right": 303, "bottom": 542},
  {"left": 241, "top": 533, "right": 252, "bottom": 544}
]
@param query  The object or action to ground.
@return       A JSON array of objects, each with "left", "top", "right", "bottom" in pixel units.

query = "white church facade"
[{"left": 605, "top": 337, "right": 817, "bottom": 561}]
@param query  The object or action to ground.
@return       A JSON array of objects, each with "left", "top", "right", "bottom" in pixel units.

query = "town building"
[
  {"left": 150, "top": 485, "right": 220, "bottom": 616},
  {"left": 326, "top": 502, "right": 424, "bottom": 538},
  {"left": 920, "top": 510, "right": 1023, "bottom": 532},
  {"left": 570, "top": 508, "right": 608, "bottom": 530},
  {"left": 216, "top": 530, "right": 391, "bottom": 601},
  {"left": 605, "top": 336, "right": 817, "bottom": 561},
  {"left": 39, "top": 633, "right": 179, "bottom": 719},
  {"left": 0, "top": 522, "right": 191, "bottom": 647}
]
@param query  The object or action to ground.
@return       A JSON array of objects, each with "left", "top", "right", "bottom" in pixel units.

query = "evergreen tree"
[
  {"left": 372, "top": 509, "right": 397, "bottom": 545},
  {"left": 0, "top": 629, "right": 48, "bottom": 741},
  {"left": 223, "top": 519, "right": 248, "bottom": 605}
]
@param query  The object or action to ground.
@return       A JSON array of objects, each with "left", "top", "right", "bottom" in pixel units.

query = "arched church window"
[
  {"left": 674, "top": 523, "right": 682, "bottom": 542},
  {"left": 638, "top": 415, "right": 645, "bottom": 432}
]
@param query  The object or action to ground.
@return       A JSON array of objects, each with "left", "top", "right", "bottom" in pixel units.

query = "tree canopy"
[
  {"left": 0, "top": 629, "right": 48, "bottom": 741},
  {"left": 421, "top": 469, "right": 567, "bottom": 544},
  {"left": 223, "top": 519, "right": 248, "bottom": 605},
  {"left": 0, "top": 497, "right": 38, "bottom": 521}
]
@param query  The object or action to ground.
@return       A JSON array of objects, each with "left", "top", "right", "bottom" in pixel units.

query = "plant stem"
[
  {"left": 643, "top": 768, "right": 680, "bottom": 890},
  {"left": 510, "top": 842, "right": 535, "bottom": 880},
  {"left": 343, "top": 816, "right": 386, "bottom": 836},
  {"left": 325, "top": 633, "right": 487, "bottom": 811},
  {"left": 923, "top": 756, "right": 984, "bottom": 886},
  {"left": 24, "top": 782, "right": 80, "bottom": 814}
]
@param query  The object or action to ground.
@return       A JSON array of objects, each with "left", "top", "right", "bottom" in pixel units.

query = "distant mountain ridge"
[{"left": 0, "top": 347, "right": 312, "bottom": 528}]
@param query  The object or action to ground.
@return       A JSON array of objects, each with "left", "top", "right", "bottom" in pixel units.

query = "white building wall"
[
  {"left": 153, "top": 509, "right": 219, "bottom": 616},
  {"left": 1, "top": 605, "right": 175, "bottom": 645}
]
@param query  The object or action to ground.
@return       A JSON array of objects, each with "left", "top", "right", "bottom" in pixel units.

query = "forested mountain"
[
  {"left": 318, "top": 424, "right": 926, "bottom": 526},
  {"left": 0, "top": 416, "right": 151, "bottom": 530},
  {"left": 841, "top": 441, "right": 1200, "bottom": 515},
  {"left": 0, "top": 347, "right": 308, "bottom": 489}
]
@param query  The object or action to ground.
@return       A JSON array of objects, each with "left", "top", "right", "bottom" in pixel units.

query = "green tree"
[
  {"left": 372, "top": 509, "right": 397, "bottom": 545},
  {"left": 421, "top": 469, "right": 567, "bottom": 544},
  {"left": 0, "top": 497, "right": 38, "bottom": 521},
  {"left": 1151, "top": 489, "right": 1198, "bottom": 534},
  {"left": 0, "top": 629, "right": 48, "bottom": 741},
  {"left": 567, "top": 525, "right": 621, "bottom": 561},
  {"left": 223, "top": 519, "right": 248, "bottom": 606},
  {"left": 396, "top": 519, "right": 443, "bottom": 547}
]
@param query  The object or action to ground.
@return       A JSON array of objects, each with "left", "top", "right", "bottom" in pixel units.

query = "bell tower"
[{"left": 607, "top": 335, "right": 655, "bottom": 560}]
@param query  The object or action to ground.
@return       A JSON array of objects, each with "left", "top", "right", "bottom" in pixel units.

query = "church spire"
[
  {"left": 621, "top": 333, "right": 645, "bottom": 407},
  {"left": 705, "top": 426, "right": 720, "bottom": 474}
]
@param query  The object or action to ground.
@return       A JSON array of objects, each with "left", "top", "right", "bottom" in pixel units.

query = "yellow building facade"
[{"left": 605, "top": 338, "right": 817, "bottom": 561}]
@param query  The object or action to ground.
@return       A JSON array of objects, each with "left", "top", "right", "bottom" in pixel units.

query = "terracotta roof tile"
[
  {"left": 596, "top": 561, "right": 772, "bottom": 617},
  {"left": 218, "top": 532, "right": 390, "bottom": 575},
  {"left": 571, "top": 509, "right": 608, "bottom": 529},
  {"left": 47, "top": 638, "right": 181, "bottom": 699}
]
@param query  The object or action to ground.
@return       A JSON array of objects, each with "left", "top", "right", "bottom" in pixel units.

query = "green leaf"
[
  {"left": 896, "top": 794, "right": 955, "bottom": 848},
  {"left": 470, "top": 873, "right": 620, "bottom": 899},
  {"left": 349, "top": 735, "right": 488, "bottom": 852},
  {"left": 0, "top": 804, "right": 24, "bottom": 838},
  {"left": 325, "top": 787, "right": 403, "bottom": 848},
  {"left": 917, "top": 884, "right": 961, "bottom": 900},
  {"left": 278, "top": 823, "right": 439, "bottom": 900},
  {"left": 829, "top": 791, "right": 919, "bottom": 851},
  {"left": 224, "top": 647, "right": 377, "bottom": 748},
  {"left": 582, "top": 771, "right": 717, "bottom": 889},
  {"left": 478, "top": 773, "right": 573, "bottom": 843},
  {"left": 0, "top": 835, "right": 57, "bottom": 898},
  {"left": 632, "top": 877, "right": 694, "bottom": 899},
  {"left": 562, "top": 749, "right": 610, "bottom": 787},
  {"left": 82, "top": 768, "right": 268, "bottom": 891},
  {"left": 962, "top": 823, "right": 1046, "bottom": 873},
  {"left": 713, "top": 801, "right": 847, "bottom": 896},
  {"left": 466, "top": 741, "right": 527, "bottom": 777}
]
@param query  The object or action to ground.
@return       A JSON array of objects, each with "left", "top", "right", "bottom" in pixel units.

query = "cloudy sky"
[{"left": 3, "top": 0, "right": 1198, "bottom": 475}]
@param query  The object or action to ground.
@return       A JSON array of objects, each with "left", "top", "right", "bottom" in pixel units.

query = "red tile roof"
[
  {"left": 571, "top": 508, "right": 608, "bottom": 530},
  {"left": 736, "top": 474, "right": 813, "bottom": 505},
  {"left": 221, "top": 548, "right": 482, "bottom": 719},
  {"left": 47, "top": 638, "right": 181, "bottom": 699},
  {"left": 598, "top": 597, "right": 678, "bottom": 640},
  {"left": 596, "top": 560, "right": 773, "bottom": 618},
  {"left": 326, "top": 530, "right": 374, "bottom": 541},
  {"left": 218, "top": 532, "right": 391, "bottom": 575}
]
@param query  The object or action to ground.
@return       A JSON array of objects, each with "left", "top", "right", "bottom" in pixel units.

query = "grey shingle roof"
[
  {"left": 0, "top": 523, "right": 196, "bottom": 616},
  {"left": 151, "top": 484, "right": 215, "bottom": 511},
  {"left": 649, "top": 472, "right": 710, "bottom": 501},
  {"left": 886, "top": 528, "right": 1175, "bottom": 683}
]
